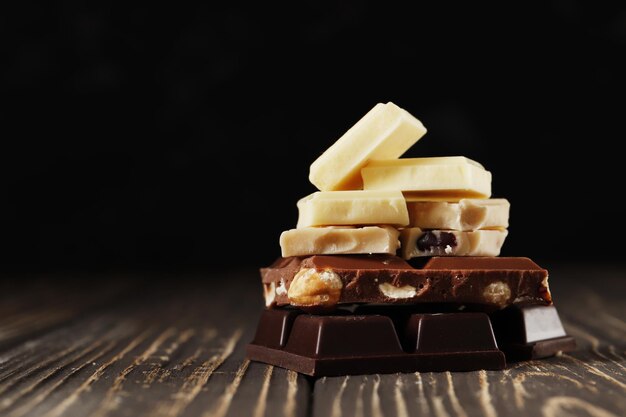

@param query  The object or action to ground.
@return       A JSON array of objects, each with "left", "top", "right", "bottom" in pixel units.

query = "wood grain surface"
[{"left": 0, "top": 264, "right": 624, "bottom": 417}]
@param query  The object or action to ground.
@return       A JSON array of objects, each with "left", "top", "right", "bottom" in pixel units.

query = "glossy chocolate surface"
[{"left": 262, "top": 255, "right": 551, "bottom": 310}]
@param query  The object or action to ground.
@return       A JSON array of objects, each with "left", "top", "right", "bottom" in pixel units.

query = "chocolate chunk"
[
  {"left": 251, "top": 308, "right": 300, "bottom": 349},
  {"left": 247, "top": 308, "right": 505, "bottom": 376},
  {"left": 490, "top": 305, "right": 576, "bottom": 360},
  {"left": 261, "top": 255, "right": 551, "bottom": 311}
]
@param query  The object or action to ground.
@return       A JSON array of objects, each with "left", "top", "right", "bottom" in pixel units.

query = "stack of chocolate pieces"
[{"left": 247, "top": 102, "right": 575, "bottom": 376}]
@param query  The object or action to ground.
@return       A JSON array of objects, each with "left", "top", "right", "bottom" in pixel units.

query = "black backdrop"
[{"left": 2, "top": 2, "right": 625, "bottom": 271}]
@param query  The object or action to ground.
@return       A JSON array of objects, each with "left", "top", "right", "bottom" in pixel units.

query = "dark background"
[{"left": 1, "top": 2, "right": 625, "bottom": 272}]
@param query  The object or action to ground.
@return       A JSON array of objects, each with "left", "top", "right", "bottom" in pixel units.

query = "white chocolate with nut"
[
  {"left": 280, "top": 226, "right": 400, "bottom": 257},
  {"left": 361, "top": 156, "right": 491, "bottom": 201},
  {"left": 296, "top": 190, "right": 409, "bottom": 228},
  {"left": 400, "top": 227, "right": 508, "bottom": 259},
  {"left": 407, "top": 198, "right": 509, "bottom": 231},
  {"left": 309, "top": 102, "right": 427, "bottom": 191}
]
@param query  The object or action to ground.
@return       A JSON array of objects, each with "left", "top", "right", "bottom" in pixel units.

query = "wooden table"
[{"left": 1, "top": 264, "right": 625, "bottom": 417}]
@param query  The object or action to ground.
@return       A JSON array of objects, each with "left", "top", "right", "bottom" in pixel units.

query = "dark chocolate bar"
[
  {"left": 247, "top": 303, "right": 576, "bottom": 375},
  {"left": 247, "top": 308, "right": 505, "bottom": 376},
  {"left": 261, "top": 255, "right": 551, "bottom": 311},
  {"left": 490, "top": 304, "right": 576, "bottom": 360}
]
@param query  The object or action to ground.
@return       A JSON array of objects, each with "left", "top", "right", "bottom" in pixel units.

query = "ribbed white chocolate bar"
[
  {"left": 400, "top": 227, "right": 507, "bottom": 258},
  {"left": 407, "top": 199, "right": 510, "bottom": 231},
  {"left": 280, "top": 226, "right": 400, "bottom": 257},
  {"left": 309, "top": 102, "right": 427, "bottom": 191},
  {"left": 361, "top": 156, "right": 491, "bottom": 201},
  {"left": 296, "top": 190, "right": 409, "bottom": 228}
]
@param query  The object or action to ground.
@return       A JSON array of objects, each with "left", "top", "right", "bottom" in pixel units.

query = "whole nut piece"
[
  {"left": 287, "top": 268, "right": 343, "bottom": 308},
  {"left": 482, "top": 281, "right": 511, "bottom": 308},
  {"left": 378, "top": 282, "right": 417, "bottom": 299}
]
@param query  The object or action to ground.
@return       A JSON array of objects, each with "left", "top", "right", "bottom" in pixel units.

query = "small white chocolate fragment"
[
  {"left": 407, "top": 199, "right": 510, "bottom": 231},
  {"left": 296, "top": 190, "right": 409, "bottom": 228},
  {"left": 287, "top": 268, "right": 343, "bottom": 308},
  {"left": 280, "top": 226, "right": 400, "bottom": 257},
  {"left": 276, "top": 279, "right": 287, "bottom": 296},
  {"left": 361, "top": 156, "right": 491, "bottom": 202},
  {"left": 400, "top": 227, "right": 508, "bottom": 259},
  {"left": 378, "top": 283, "right": 417, "bottom": 299},
  {"left": 309, "top": 102, "right": 427, "bottom": 191},
  {"left": 263, "top": 282, "right": 276, "bottom": 307}
]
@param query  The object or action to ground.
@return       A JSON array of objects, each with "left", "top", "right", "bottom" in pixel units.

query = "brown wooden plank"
[
  {"left": 314, "top": 350, "right": 626, "bottom": 417},
  {"left": 0, "top": 275, "right": 139, "bottom": 349},
  {"left": 0, "top": 273, "right": 310, "bottom": 417}
]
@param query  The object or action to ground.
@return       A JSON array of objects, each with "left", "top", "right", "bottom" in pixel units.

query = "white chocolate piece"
[
  {"left": 400, "top": 227, "right": 507, "bottom": 259},
  {"left": 407, "top": 199, "right": 510, "bottom": 231},
  {"left": 309, "top": 102, "right": 427, "bottom": 191},
  {"left": 280, "top": 226, "right": 400, "bottom": 257},
  {"left": 296, "top": 190, "right": 409, "bottom": 228},
  {"left": 361, "top": 156, "right": 491, "bottom": 201}
]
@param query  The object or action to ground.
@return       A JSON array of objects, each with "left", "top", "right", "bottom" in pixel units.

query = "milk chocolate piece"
[
  {"left": 247, "top": 308, "right": 505, "bottom": 376},
  {"left": 280, "top": 226, "right": 399, "bottom": 257},
  {"left": 261, "top": 255, "right": 551, "bottom": 310},
  {"left": 400, "top": 228, "right": 508, "bottom": 258},
  {"left": 407, "top": 199, "right": 510, "bottom": 231},
  {"left": 490, "top": 305, "right": 576, "bottom": 360}
]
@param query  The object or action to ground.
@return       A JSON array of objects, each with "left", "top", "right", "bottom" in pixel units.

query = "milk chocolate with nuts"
[{"left": 261, "top": 255, "right": 551, "bottom": 311}]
